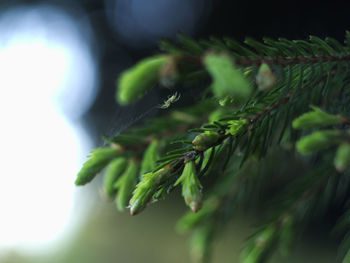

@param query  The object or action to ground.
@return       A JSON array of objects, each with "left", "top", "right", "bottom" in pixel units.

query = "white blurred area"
[{"left": 0, "top": 4, "right": 97, "bottom": 254}]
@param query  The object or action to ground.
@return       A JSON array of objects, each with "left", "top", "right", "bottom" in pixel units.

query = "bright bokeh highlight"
[{"left": 0, "top": 4, "right": 97, "bottom": 252}]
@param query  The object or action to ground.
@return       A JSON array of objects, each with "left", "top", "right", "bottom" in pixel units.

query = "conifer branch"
[{"left": 75, "top": 32, "right": 350, "bottom": 263}]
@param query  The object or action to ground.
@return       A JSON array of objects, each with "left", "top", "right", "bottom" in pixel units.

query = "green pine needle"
[
  {"left": 104, "top": 157, "right": 128, "bottom": 197},
  {"left": 114, "top": 160, "right": 139, "bottom": 211}
]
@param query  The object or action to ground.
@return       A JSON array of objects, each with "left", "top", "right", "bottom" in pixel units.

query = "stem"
[
  {"left": 183, "top": 53, "right": 350, "bottom": 68},
  {"left": 236, "top": 53, "right": 350, "bottom": 67}
]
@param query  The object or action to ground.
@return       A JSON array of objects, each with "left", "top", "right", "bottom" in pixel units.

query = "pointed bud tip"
[
  {"left": 74, "top": 179, "right": 83, "bottom": 186},
  {"left": 190, "top": 201, "right": 202, "bottom": 213},
  {"left": 335, "top": 165, "right": 346, "bottom": 173},
  {"left": 130, "top": 209, "right": 138, "bottom": 216}
]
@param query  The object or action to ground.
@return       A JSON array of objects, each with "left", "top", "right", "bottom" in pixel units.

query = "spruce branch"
[
  {"left": 75, "top": 32, "right": 350, "bottom": 263},
  {"left": 232, "top": 53, "right": 350, "bottom": 67}
]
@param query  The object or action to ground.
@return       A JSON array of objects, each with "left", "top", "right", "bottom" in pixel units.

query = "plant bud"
[
  {"left": 129, "top": 172, "right": 157, "bottom": 215},
  {"left": 241, "top": 226, "right": 276, "bottom": 263},
  {"left": 226, "top": 119, "right": 248, "bottom": 136},
  {"left": 75, "top": 147, "right": 120, "bottom": 186},
  {"left": 190, "top": 226, "right": 213, "bottom": 263},
  {"left": 293, "top": 105, "right": 344, "bottom": 129},
  {"left": 279, "top": 215, "right": 294, "bottom": 255},
  {"left": 116, "top": 55, "right": 169, "bottom": 105},
  {"left": 296, "top": 130, "right": 341, "bottom": 154},
  {"left": 203, "top": 52, "right": 252, "bottom": 101},
  {"left": 334, "top": 143, "right": 350, "bottom": 172},
  {"left": 129, "top": 168, "right": 171, "bottom": 215},
  {"left": 192, "top": 131, "right": 220, "bottom": 151},
  {"left": 256, "top": 63, "right": 276, "bottom": 91},
  {"left": 159, "top": 56, "right": 178, "bottom": 87}
]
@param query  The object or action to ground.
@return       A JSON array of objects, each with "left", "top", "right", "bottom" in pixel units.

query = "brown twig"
[
  {"left": 236, "top": 53, "right": 350, "bottom": 67},
  {"left": 184, "top": 53, "right": 350, "bottom": 68}
]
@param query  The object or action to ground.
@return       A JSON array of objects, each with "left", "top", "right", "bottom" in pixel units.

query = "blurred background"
[{"left": 0, "top": 0, "right": 350, "bottom": 262}]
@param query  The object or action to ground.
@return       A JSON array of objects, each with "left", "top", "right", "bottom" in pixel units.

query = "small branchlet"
[
  {"left": 293, "top": 105, "right": 346, "bottom": 129},
  {"left": 129, "top": 166, "right": 172, "bottom": 215},
  {"left": 192, "top": 131, "right": 220, "bottom": 151},
  {"left": 256, "top": 63, "right": 276, "bottom": 91},
  {"left": 296, "top": 130, "right": 343, "bottom": 154}
]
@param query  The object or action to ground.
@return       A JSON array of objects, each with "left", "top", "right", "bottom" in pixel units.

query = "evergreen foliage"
[{"left": 76, "top": 32, "right": 350, "bottom": 262}]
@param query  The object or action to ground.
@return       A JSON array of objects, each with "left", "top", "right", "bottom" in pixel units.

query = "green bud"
[
  {"left": 279, "top": 215, "right": 294, "bottom": 255},
  {"left": 192, "top": 131, "right": 220, "bottom": 151},
  {"left": 296, "top": 130, "right": 341, "bottom": 154},
  {"left": 129, "top": 172, "right": 157, "bottom": 215},
  {"left": 75, "top": 147, "right": 120, "bottom": 185},
  {"left": 175, "top": 161, "right": 202, "bottom": 212},
  {"left": 129, "top": 168, "right": 171, "bottom": 215},
  {"left": 256, "top": 63, "right": 276, "bottom": 91},
  {"left": 114, "top": 160, "right": 139, "bottom": 211},
  {"left": 190, "top": 226, "right": 213, "bottom": 263},
  {"left": 203, "top": 52, "right": 252, "bottom": 101},
  {"left": 104, "top": 157, "right": 128, "bottom": 197},
  {"left": 226, "top": 119, "right": 248, "bottom": 136},
  {"left": 334, "top": 143, "right": 350, "bottom": 172},
  {"left": 293, "top": 106, "right": 344, "bottom": 129},
  {"left": 116, "top": 55, "right": 169, "bottom": 105},
  {"left": 140, "top": 140, "right": 160, "bottom": 175},
  {"left": 241, "top": 226, "right": 276, "bottom": 263}
]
